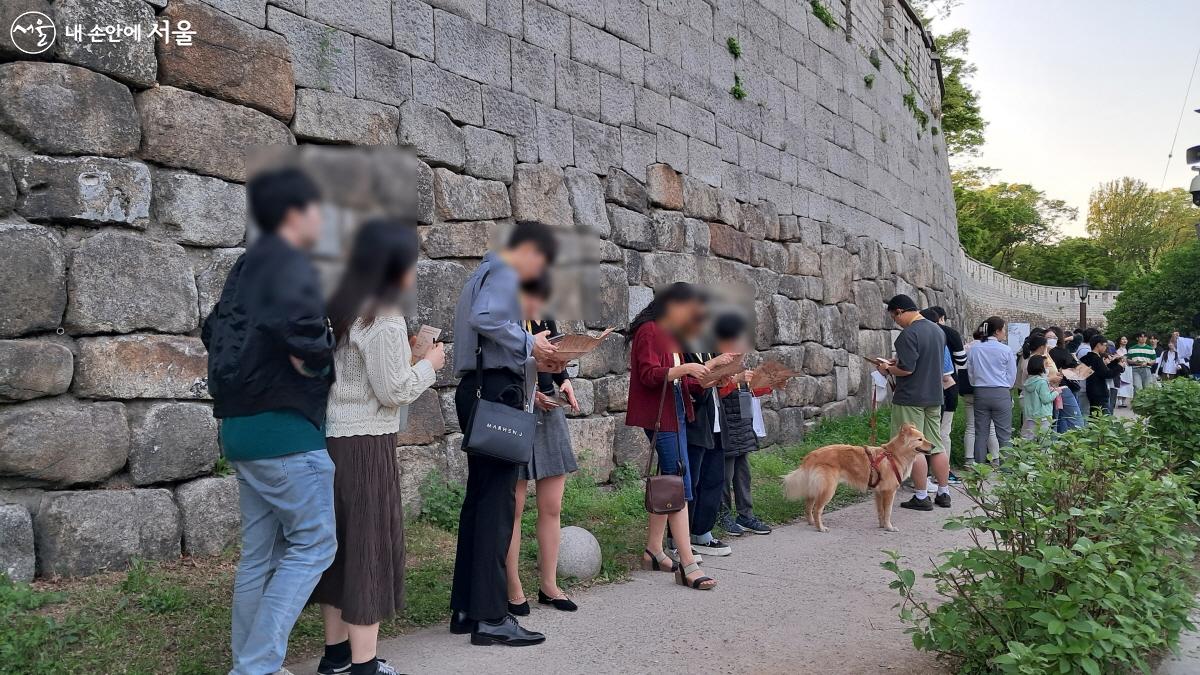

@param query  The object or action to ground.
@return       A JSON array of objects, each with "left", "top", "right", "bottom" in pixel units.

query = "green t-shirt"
[
  {"left": 1127, "top": 343, "right": 1156, "bottom": 368},
  {"left": 219, "top": 410, "right": 326, "bottom": 462}
]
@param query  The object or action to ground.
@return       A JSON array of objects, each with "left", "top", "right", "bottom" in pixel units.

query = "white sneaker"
[{"left": 692, "top": 539, "right": 732, "bottom": 556}]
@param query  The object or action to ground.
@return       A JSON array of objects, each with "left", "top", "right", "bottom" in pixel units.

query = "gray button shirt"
[{"left": 453, "top": 251, "right": 534, "bottom": 376}]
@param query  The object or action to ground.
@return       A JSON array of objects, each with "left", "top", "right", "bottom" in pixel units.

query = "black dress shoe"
[
  {"left": 537, "top": 589, "right": 578, "bottom": 612},
  {"left": 507, "top": 599, "right": 530, "bottom": 616},
  {"left": 470, "top": 614, "right": 546, "bottom": 647},
  {"left": 450, "top": 610, "right": 476, "bottom": 635}
]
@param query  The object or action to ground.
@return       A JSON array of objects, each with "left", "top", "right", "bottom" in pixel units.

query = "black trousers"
[
  {"left": 687, "top": 433, "right": 726, "bottom": 537},
  {"left": 723, "top": 453, "right": 753, "bottom": 519},
  {"left": 451, "top": 369, "right": 523, "bottom": 622}
]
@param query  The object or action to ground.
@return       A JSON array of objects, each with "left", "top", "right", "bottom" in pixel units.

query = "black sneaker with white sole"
[
  {"left": 719, "top": 513, "right": 745, "bottom": 536},
  {"left": 317, "top": 654, "right": 351, "bottom": 674},
  {"left": 692, "top": 538, "right": 732, "bottom": 556},
  {"left": 899, "top": 495, "right": 934, "bottom": 511},
  {"left": 934, "top": 492, "right": 951, "bottom": 508}
]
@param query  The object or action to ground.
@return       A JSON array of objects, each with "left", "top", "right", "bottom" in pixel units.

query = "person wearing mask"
[
  {"left": 1115, "top": 336, "right": 1134, "bottom": 407},
  {"left": 1126, "top": 332, "right": 1157, "bottom": 394},
  {"left": 1078, "top": 334, "right": 1123, "bottom": 418},
  {"left": 711, "top": 312, "right": 773, "bottom": 537},
  {"left": 504, "top": 275, "right": 581, "bottom": 616},
  {"left": 1020, "top": 356, "right": 1059, "bottom": 439},
  {"left": 961, "top": 328, "right": 999, "bottom": 468},
  {"left": 202, "top": 168, "right": 337, "bottom": 675},
  {"left": 449, "top": 221, "right": 561, "bottom": 647},
  {"left": 312, "top": 220, "right": 445, "bottom": 675},
  {"left": 626, "top": 282, "right": 719, "bottom": 590},
  {"left": 1046, "top": 327, "right": 1084, "bottom": 431},
  {"left": 966, "top": 316, "right": 1016, "bottom": 467},
  {"left": 876, "top": 295, "right": 950, "bottom": 510},
  {"left": 921, "top": 307, "right": 964, "bottom": 484}
]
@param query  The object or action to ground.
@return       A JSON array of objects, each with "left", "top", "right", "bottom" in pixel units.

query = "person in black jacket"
[
  {"left": 1078, "top": 334, "right": 1124, "bottom": 418},
  {"left": 201, "top": 168, "right": 338, "bottom": 675}
]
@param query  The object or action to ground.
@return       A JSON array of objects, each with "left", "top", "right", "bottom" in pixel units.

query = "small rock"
[
  {"left": 175, "top": 476, "right": 240, "bottom": 557},
  {"left": 556, "top": 525, "right": 602, "bottom": 581},
  {"left": 0, "top": 340, "right": 73, "bottom": 402},
  {"left": 35, "top": 489, "right": 181, "bottom": 577}
]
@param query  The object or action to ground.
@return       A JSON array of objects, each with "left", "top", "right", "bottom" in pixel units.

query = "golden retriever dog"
[{"left": 782, "top": 423, "right": 933, "bottom": 533}]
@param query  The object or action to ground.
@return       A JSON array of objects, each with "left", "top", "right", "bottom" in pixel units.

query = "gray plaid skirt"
[{"left": 518, "top": 406, "right": 578, "bottom": 480}]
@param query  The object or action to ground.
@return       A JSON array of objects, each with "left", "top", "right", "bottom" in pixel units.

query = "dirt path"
[{"left": 291, "top": 495, "right": 972, "bottom": 675}]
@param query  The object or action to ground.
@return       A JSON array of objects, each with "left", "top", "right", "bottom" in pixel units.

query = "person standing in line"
[
  {"left": 712, "top": 313, "right": 773, "bottom": 537},
  {"left": 449, "top": 222, "right": 561, "bottom": 647},
  {"left": 1115, "top": 336, "right": 1134, "bottom": 407},
  {"left": 966, "top": 316, "right": 1016, "bottom": 467},
  {"left": 626, "top": 282, "right": 718, "bottom": 590},
  {"left": 961, "top": 328, "right": 1000, "bottom": 468},
  {"left": 1047, "top": 327, "right": 1084, "bottom": 431},
  {"left": 1127, "top": 333, "right": 1157, "bottom": 393},
  {"left": 1079, "top": 334, "right": 1123, "bottom": 417},
  {"left": 680, "top": 347, "right": 735, "bottom": 557},
  {"left": 202, "top": 168, "right": 338, "bottom": 675},
  {"left": 504, "top": 274, "right": 581, "bottom": 617},
  {"left": 876, "top": 295, "right": 950, "bottom": 510},
  {"left": 921, "top": 307, "right": 964, "bottom": 483},
  {"left": 312, "top": 220, "right": 445, "bottom": 675},
  {"left": 1020, "top": 355, "right": 1059, "bottom": 439},
  {"left": 1159, "top": 334, "right": 1182, "bottom": 380}
]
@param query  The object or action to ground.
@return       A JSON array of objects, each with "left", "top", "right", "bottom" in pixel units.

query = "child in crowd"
[
  {"left": 712, "top": 313, "right": 773, "bottom": 537},
  {"left": 1020, "top": 355, "right": 1059, "bottom": 439}
]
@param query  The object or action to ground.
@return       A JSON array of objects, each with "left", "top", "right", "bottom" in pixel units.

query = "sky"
[{"left": 931, "top": 0, "right": 1200, "bottom": 236}]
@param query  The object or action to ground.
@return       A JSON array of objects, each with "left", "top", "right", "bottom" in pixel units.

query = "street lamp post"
[{"left": 1076, "top": 280, "right": 1090, "bottom": 330}]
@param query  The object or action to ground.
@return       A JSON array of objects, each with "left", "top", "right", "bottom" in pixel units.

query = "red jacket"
[{"left": 626, "top": 321, "right": 694, "bottom": 431}]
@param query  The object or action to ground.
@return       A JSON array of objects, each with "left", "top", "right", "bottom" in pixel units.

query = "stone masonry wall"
[
  {"left": 0, "top": 0, "right": 960, "bottom": 578},
  {"left": 960, "top": 251, "right": 1119, "bottom": 331}
]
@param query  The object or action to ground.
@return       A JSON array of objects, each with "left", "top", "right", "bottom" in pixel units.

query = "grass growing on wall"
[
  {"left": 811, "top": 0, "right": 838, "bottom": 29},
  {"left": 0, "top": 411, "right": 885, "bottom": 673}
]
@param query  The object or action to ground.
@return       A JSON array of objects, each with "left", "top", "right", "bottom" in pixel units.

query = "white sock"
[
  {"left": 937, "top": 485, "right": 950, "bottom": 496},
  {"left": 914, "top": 489, "right": 929, "bottom": 500}
]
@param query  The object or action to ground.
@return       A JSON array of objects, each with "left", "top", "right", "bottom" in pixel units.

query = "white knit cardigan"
[{"left": 325, "top": 314, "right": 437, "bottom": 438}]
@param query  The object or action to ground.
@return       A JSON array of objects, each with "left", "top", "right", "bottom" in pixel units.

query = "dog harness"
[{"left": 863, "top": 446, "right": 903, "bottom": 489}]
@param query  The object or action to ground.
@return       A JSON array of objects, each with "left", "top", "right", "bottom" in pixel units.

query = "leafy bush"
[
  {"left": 883, "top": 417, "right": 1199, "bottom": 674},
  {"left": 1132, "top": 377, "right": 1200, "bottom": 471},
  {"left": 418, "top": 469, "right": 466, "bottom": 532},
  {"left": 810, "top": 0, "right": 837, "bottom": 28}
]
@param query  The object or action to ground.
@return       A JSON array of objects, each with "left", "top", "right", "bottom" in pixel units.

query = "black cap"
[{"left": 885, "top": 294, "right": 918, "bottom": 312}]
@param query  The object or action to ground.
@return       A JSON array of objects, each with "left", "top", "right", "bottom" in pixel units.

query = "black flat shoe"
[
  {"left": 537, "top": 589, "right": 578, "bottom": 612},
  {"left": 450, "top": 609, "right": 476, "bottom": 635},
  {"left": 470, "top": 614, "right": 546, "bottom": 647},
  {"left": 507, "top": 599, "right": 530, "bottom": 616}
]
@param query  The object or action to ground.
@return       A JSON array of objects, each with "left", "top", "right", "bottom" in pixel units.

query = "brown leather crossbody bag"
[{"left": 644, "top": 373, "right": 686, "bottom": 514}]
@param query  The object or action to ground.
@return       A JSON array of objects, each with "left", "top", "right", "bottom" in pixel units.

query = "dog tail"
[{"left": 782, "top": 466, "right": 813, "bottom": 501}]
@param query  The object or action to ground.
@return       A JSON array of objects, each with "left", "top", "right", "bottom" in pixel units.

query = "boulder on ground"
[{"left": 557, "top": 525, "right": 602, "bottom": 580}]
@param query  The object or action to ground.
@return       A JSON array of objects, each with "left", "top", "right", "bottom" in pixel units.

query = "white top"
[{"left": 325, "top": 314, "right": 437, "bottom": 438}]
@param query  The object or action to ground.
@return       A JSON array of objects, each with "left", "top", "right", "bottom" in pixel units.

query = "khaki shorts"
[{"left": 890, "top": 404, "right": 944, "bottom": 454}]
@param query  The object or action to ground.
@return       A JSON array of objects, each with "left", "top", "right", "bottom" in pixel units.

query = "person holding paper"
[
  {"left": 626, "top": 282, "right": 718, "bottom": 590},
  {"left": 311, "top": 219, "right": 444, "bottom": 675},
  {"left": 448, "top": 221, "right": 560, "bottom": 646},
  {"left": 504, "top": 274, "right": 581, "bottom": 617},
  {"left": 1047, "top": 327, "right": 1085, "bottom": 431},
  {"left": 680, "top": 348, "right": 736, "bottom": 557},
  {"left": 1079, "top": 334, "right": 1123, "bottom": 417}
]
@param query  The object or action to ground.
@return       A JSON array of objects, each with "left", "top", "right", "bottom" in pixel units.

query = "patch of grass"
[
  {"left": 863, "top": 73, "right": 875, "bottom": 89},
  {"left": 868, "top": 49, "right": 882, "bottom": 70},
  {"left": 730, "top": 73, "right": 747, "bottom": 100},
  {"left": 725, "top": 36, "right": 742, "bottom": 58},
  {"left": 811, "top": 0, "right": 837, "bottom": 29},
  {"left": 212, "top": 456, "right": 232, "bottom": 476},
  {"left": 418, "top": 469, "right": 465, "bottom": 532}
]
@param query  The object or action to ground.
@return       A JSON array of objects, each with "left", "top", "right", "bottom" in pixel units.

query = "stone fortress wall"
[
  {"left": 0, "top": 0, "right": 964, "bottom": 580},
  {"left": 959, "top": 251, "right": 1119, "bottom": 331}
]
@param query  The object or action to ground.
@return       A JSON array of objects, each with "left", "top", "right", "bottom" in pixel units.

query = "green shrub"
[
  {"left": 1132, "top": 377, "right": 1200, "bottom": 471},
  {"left": 810, "top": 0, "right": 837, "bottom": 28},
  {"left": 418, "top": 469, "right": 466, "bottom": 532},
  {"left": 883, "top": 416, "right": 1199, "bottom": 674},
  {"left": 730, "top": 73, "right": 747, "bottom": 100},
  {"left": 725, "top": 36, "right": 741, "bottom": 58}
]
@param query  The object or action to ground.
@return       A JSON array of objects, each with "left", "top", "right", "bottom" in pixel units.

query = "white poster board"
[{"left": 1007, "top": 322, "right": 1030, "bottom": 355}]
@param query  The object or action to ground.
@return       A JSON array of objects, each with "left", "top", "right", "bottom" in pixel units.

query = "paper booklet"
[
  {"left": 698, "top": 352, "right": 746, "bottom": 387},
  {"left": 749, "top": 361, "right": 799, "bottom": 390},
  {"left": 411, "top": 324, "right": 441, "bottom": 361},
  {"left": 1062, "top": 364, "right": 1093, "bottom": 381},
  {"left": 549, "top": 328, "right": 614, "bottom": 361}
]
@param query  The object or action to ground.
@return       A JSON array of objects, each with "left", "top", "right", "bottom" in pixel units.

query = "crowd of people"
[{"left": 203, "top": 169, "right": 783, "bottom": 675}]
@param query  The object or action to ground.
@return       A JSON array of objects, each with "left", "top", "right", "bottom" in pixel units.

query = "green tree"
[
  {"left": 954, "top": 168, "right": 1078, "bottom": 270},
  {"left": 1006, "top": 237, "right": 1125, "bottom": 289},
  {"left": 1105, "top": 240, "right": 1200, "bottom": 340},
  {"left": 1087, "top": 178, "right": 1199, "bottom": 276},
  {"left": 935, "top": 28, "right": 986, "bottom": 156}
]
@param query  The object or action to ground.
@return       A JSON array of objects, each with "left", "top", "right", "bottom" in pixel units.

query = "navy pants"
[{"left": 687, "top": 433, "right": 726, "bottom": 537}]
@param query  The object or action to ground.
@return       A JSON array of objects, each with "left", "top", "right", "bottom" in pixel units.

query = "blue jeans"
[
  {"left": 229, "top": 450, "right": 336, "bottom": 675},
  {"left": 644, "top": 383, "right": 692, "bottom": 501},
  {"left": 1055, "top": 387, "right": 1083, "bottom": 432}
]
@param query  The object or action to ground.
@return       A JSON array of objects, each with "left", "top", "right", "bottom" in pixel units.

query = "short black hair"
[
  {"left": 520, "top": 272, "right": 553, "bottom": 299},
  {"left": 247, "top": 168, "right": 321, "bottom": 233},
  {"left": 713, "top": 312, "right": 748, "bottom": 341},
  {"left": 1027, "top": 355, "right": 1047, "bottom": 376},
  {"left": 507, "top": 221, "right": 558, "bottom": 264},
  {"left": 926, "top": 305, "right": 947, "bottom": 320},
  {"left": 1089, "top": 334, "right": 1107, "bottom": 349},
  {"left": 885, "top": 294, "right": 918, "bottom": 312}
]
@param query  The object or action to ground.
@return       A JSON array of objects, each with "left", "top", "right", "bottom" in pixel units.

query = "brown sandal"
[
  {"left": 675, "top": 562, "right": 716, "bottom": 590},
  {"left": 642, "top": 548, "right": 676, "bottom": 572}
]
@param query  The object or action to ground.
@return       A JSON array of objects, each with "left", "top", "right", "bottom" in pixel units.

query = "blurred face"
[
  {"left": 507, "top": 244, "right": 548, "bottom": 282},
  {"left": 398, "top": 267, "right": 417, "bottom": 294},
  {"left": 282, "top": 202, "right": 323, "bottom": 249},
  {"left": 1119, "top": 336, "right": 1127, "bottom": 346},
  {"left": 519, "top": 292, "right": 545, "bottom": 320},
  {"left": 1151, "top": 337, "right": 1159, "bottom": 347},
  {"left": 661, "top": 299, "right": 693, "bottom": 333},
  {"left": 996, "top": 325, "right": 1007, "bottom": 341}
]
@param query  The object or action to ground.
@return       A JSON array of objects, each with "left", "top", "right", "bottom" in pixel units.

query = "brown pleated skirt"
[{"left": 309, "top": 433, "right": 405, "bottom": 625}]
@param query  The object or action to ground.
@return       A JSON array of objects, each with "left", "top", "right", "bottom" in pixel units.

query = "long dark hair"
[
  {"left": 327, "top": 217, "right": 420, "bottom": 346},
  {"left": 978, "top": 316, "right": 1005, "bottom": 341},
  {"left": 627, "top": 282, "right": 700, "bottom": 344},
  {"left": 1021, "top": 335, "right": 1047, "bottom": 359}
]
